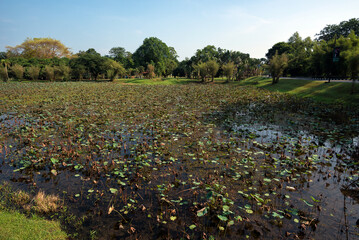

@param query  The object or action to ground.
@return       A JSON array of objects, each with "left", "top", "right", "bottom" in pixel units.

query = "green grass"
[
  {"left": 234, "top": 76, "right": 359, "bottom": 104},
  {"left": 6, "top": 75, "right": 359, "bottom": 104},
  {"left": 115, "top": 77, "right": 198, "bottom": 85},
  {"left": 0, "top": 210, "right": 67, "bottom": 240},
  {"left": 114, "top": 76, "right": 359, "bottom": 104}
]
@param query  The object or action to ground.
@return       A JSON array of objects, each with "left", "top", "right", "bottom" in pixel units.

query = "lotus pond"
[{"left": 0, "top": 82, "right": 358, "bottom": 239}]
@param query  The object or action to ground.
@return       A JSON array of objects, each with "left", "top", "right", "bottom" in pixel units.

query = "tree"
[
  {"left": 108, "top": 47, "right": 133, "bottom": 68},
  {"left": 69, "top": 61, "right": 86, "bottom": 81},
  {"left": 44, "top": 66, "right": 55, "bottom": 81},
  {"left": 316, "top": 18, "right": 359, "bottom": 41},
  {"left": 11, "top": 64, "right": 24, "bottom": 80},
  {"left": 72, "top": 49, "right": 106, "bottom": 80},
  {"left": 0, "top": 52, "right": 7, "bottom": 60},
  {"left": 173, "top": 58, "right": 193, "bottom": 78},
  {"left": 105, "top": 59, "right": 125, "bottom": 81},
  {"left": 286, "top": 32, "right": 314, "bottom": 76},
  {"left": 195, "top": 45, "right": 218, "bottom": 63},
  {"left": 54, "top": 65, "right": 71, "bottom": 81},
  {"left": 193, "top": 61, "right": 218, "bottom": 82},
  {"left": 341, "top": 31, "right": 359, "bottom": 93},
  {"left": 6, "top": 37, "right": 71, "bottom": 59},
  {"left": 0, "top": 59, "right": 9, "bottom": 82},
  {"left": 27, "top": 66, "right": 40, "bottom": 80},
  {"left": 269, "top": 51, "right": 288, "bottom": 84},
  {"left": 346, "top": 50, "right": 359, "bottom": 94},
  {"left": 206, "top": 60, "right": 219, "bottom": 82},
  {"left": 133, "top": 37, "right": 177, "bottom": 77},
  {"left": 266, "top": 33, "right": 313, "bottom": 77},
  {"left": 222, "top": 61, "right": 235, "bottom": 82},
  {"left": 195, "top": 62, "right": 208, "bottom": 82},
  {"left": 163, "top": 59, "right": 178, "bottom": 78},
  {"left": 265, "top": 42, "right": 293, "bottom": 60},
  {"left": 109, "top": 47, "right": 126, "bottom": 62}
]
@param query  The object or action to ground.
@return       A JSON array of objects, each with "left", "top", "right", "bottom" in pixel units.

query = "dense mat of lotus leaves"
[{"left": 0, "top": 82, "right": 358, "bottom": 239}]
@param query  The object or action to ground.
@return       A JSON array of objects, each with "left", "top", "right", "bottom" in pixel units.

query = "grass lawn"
[
  {"left": 233, "top": 76, "right": 359, "bottom": 105},
  {"left": 10, "top": 76, "right": 359, "bottom": 105},
  {"left": 0, "top": 210, "right": 67, "bottom": 240},
  {"left": 114, "top": 76, "right": 359, "bottom": 104},
  {"left": 115, "top": 77, "right": 198, "bottom": 85}
]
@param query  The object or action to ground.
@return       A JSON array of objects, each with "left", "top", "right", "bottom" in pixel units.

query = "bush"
[
  {"left": 59, "top": 65, "right": 71, "bottom": 81},
  {"left": 11, "top": 64, "right": 24, "bottom": 80},
  {"left": 44, "top": 66, "right": 55, "bottom": 81},
  {"left": 146, "top": 64, "right": 155, "bottom": 79},
  {"left": 0, "top": 66, "right": 8, "bottom": 82},
  {"left": 27, "top": 66, "right": 40, "bottom": 81}
]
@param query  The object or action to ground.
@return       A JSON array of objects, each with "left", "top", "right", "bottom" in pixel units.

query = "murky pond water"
[{"left": 0, "top": 83, "right": 358, "bottom": 239}]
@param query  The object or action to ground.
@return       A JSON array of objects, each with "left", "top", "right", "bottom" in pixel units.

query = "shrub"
[
  {"left": 11, "top": 190, "right": 31, "bottom": 207},
  {"left": 33, "top": 191, "right": 60, "bottom": 213},
  {"left": 59, "top": 65, "right": 71, "bottom": 81},
  {"left": 11, "top": 64, "right": 24, "bottom": 80},
  {"left": 0, "top": 66, "right": 8, "bottom": 82},
  {"left": 146, "top": 64, "right": 155, "bottom": 79},
  {"left": 44, "top": 66, "right": 55, "bottom": 81},
  {"left": 27, "top": 66, "right": 40, "bottom": 80}
]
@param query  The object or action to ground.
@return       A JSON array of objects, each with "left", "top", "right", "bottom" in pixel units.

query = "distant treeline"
[{"left": 0, "top": 18, "right": 358, "bottom": 82}]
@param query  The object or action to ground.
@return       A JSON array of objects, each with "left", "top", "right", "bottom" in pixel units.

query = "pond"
[{"left": 0, "top": 83, "right": 358, "bottom": 239}]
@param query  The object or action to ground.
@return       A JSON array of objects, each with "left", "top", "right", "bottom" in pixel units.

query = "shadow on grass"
[{"left": 239, "top": 77, "right": 359, "bottom": 105}]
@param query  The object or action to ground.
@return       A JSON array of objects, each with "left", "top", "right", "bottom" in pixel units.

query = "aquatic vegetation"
[
  {"left": 0, "top": 82, "right": 358, "bottom": 239},
  {"left": 33, "top": 191, "right": 60, "bottom": 213}
]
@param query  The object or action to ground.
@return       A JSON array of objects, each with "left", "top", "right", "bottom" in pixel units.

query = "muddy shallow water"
[{"left": 0, "top": 83, "right": 358, "bottom": 239}]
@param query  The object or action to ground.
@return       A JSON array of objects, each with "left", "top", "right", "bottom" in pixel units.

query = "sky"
[{"left": 0, "top": 0, "right": 358, "bottom": 60}]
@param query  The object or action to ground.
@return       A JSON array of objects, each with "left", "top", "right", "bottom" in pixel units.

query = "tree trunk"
[
  {"left": 351, "top": 79, "right": 356, "bottom": 94},
  {"left": 272, "top": 76, "right": 276, "bottom": 84}
]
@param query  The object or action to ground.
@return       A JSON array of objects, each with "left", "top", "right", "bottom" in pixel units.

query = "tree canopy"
[
  {"left": 132, "top": 37, "right": 178, "bottom": 76},
  {"left": 6, "top": 38, "right": 71, "bottom": 59},
  {"left": 268, "top": 51, "right": 288, "bottom": 84},
  {"left": 108, "top": 47, "right": 133, "bottom": 69},
  {"left": 70, "top": 48, "right": 106, "bottom": 80},
  {"left": 316, "top": 18, "right": 359, "bottom": 41}
]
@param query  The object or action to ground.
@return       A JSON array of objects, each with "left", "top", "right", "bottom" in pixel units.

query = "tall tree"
[
  {"left": 341, "top": 31, "right": 359, "bottom": 93},
  {"left": 316, "top": 18, "right": 359, "bottom": 41},
  {"left": 108, "top": 47, "right": 133, "bottom": 68},
  {"left": 71, "top": 49, "right": 106, "bottom": 80},
  {"left": 195, "top": 45, "right": 218, "bottom": 63},
  {"left": 266, "top": 32, "right": 313, "bottom": 77},
  {"left": 133, "top": 37, "right": 177, "bottom": 77},
  {"left": 6, "top": 38, "right": 71, "bottom": 59},
  {"left": 265, "top": 42, "right": 293, "bottom": 60}
]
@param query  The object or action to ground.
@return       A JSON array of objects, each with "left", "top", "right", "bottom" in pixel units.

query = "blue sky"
[{"left": 0, "top": 0, "right": 358, "bottom": 60}]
